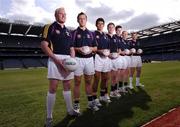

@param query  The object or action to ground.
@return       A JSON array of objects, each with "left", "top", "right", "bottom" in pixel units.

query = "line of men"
[{"left": 41, "top": 7, "right": 144, "bottom": 127}]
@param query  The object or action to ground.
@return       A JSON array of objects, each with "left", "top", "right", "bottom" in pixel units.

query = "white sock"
[
  {"left": 136, "top": 77, "right": 140, "bottom": 85},
  {"left": 63, "top": 91, "right": 73, "bottom": 113},
  {"left": 46, "top": 92, "right": 56, "bottom": 118},
  {"left": 129, "top": 77, "right": 133, "bottom": 85}
]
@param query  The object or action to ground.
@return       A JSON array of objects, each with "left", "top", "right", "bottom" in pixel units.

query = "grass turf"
[{"left": 0, "top": 61, "right": 180, "bottom": 127}]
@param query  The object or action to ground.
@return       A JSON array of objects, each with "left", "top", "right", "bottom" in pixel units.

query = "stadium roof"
[
  {"left": 136, "top": 20, "right": 180, "bottom": 39},
  {"left": 0, "top": 18, "right": 44, "bottom": 37},
  {"left": 1, "top": 17, "right": 180, "bottom": 39}
]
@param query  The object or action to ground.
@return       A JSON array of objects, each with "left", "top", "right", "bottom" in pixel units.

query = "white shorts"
[
  {"left": 117, "top": 56, "right": 126, "bottom": 69},
  {"left": 111, "top": 57, "right": 120, "bottom": 71},
  {"left": 121, "top": 56, "right": 128, "bottom": 69},
  {"left": 94, "top": 54, "right": 111, "bottom": 72},
  {"left": 74, "top": 57, "right": 95, "bottom": 76},
  {"left": 124, "top": 56, "right": 131, "bottom": 68},
  {"left": 122, "top": 56, "right": 128, "bottom": 69},
  {"left": 130, "top": 56, "right": 142, "bottom": 67},
  {"left": 47, "top": 54, "right": 74, "bottom": 80}
]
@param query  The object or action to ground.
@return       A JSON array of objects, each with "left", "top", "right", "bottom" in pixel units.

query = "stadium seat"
[
  {"left": 39, "top": 58, "right": 48, "bottom": 67},
  {"left": 0, "top": 41, "right": 6, "bottom": 47},
  {"left": 3, "top": 59, "right": 23, "bottom": 69},
  {"left": 22, "top": 58, "right": 43, "bottom": 68}
]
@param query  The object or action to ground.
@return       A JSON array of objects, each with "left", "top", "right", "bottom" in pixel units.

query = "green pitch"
[{"left": 0, "top": 61, "right": 180, "bottom": 127}]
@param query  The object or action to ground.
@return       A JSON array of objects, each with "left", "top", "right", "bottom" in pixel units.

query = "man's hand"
[{"left": 53, "top": 58, "right": 70, "bottom": 78}]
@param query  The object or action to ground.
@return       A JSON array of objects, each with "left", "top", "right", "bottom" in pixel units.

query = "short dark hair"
[
  {"left": 115, "top": 25, "right": 122, "bottom": 31},
  {"left": 77, "top": 12, "right": 87, "bottom": 22},
  {"left": 107, "top": 22, "right": 115, "bottom": 28},
  {"left": 95, "top": 18, "right": 105, "bottom": 26}
]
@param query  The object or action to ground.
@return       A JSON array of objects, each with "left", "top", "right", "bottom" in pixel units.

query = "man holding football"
[
  {"left": 41, "top": 7, "right": 78, "bottom": 127},
  {"left": 129, "top": 32, "right": 144, "bottom": 88},
  {"left": 72, "top": 12, "right": 99, "bottom": 114},
  {"left": 93, "top": 18, "right": 112, "bottom": 105}
]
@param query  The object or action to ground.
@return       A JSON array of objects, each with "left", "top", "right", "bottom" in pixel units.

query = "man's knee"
[
  {"left": 49, "top": 86, "right": 58, "bottom": 93},
  {"left": 63, "top": 80, "right": 71, "bottom": 91},
  {"left": 49, "top": 80, "right": 58, "bottom": 93},
  {"left": 75, "top": 76, "right": 81, "bottom": 86}
]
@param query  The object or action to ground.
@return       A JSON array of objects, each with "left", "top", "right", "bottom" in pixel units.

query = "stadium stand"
[
  {"left": 0, "top": 18, "right": 47, "bottom": 69},
  {"left": 22, "top": 58, "right": 42, "bottom": 68},
  {"left": 135, "top": 20, "right": 180, "bottom": 62},
  {"left": 3, "top": 59, "right": 23, "bottom": 68}
]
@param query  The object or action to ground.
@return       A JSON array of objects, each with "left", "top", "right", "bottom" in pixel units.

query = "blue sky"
[{"left": 0, "top": 0, "right": 180, "bottom": 31}]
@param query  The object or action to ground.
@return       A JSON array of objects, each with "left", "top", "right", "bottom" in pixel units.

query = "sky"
[{"left": 0, "top": 0, "right": 180, "bottom": 31}]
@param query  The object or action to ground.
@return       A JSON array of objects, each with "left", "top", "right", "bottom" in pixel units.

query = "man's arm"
[
  {"left": 70, "top": 47, "right": 75, "bottom": 57},
  {"left": 41, "top": 41, "right": 64, "bottom": 67}
]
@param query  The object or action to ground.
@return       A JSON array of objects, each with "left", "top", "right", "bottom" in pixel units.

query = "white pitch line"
[{"left": 141, "top": 107, "right": 178, "bottom": 127}]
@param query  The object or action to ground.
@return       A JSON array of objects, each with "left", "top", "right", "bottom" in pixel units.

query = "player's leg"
[
  {"left": 127, "top": 56, "right": 134, "bottom": 89},
  {"left": 123, "top": 68, "right": 129, "bottom": 89},
  {"left": 110, "top": 70, "right": 120, "bottom": 98},
  {"left": 99, "top": 57, "right": 112, "bottom": 103},
  {"left": 136, "top": 67, "right": 144, "bottom": 87},
  {"left": 84, "top": 57, "right": 99, "bottom": 111},
  {"left": 136, "top": 56, "right": 144, "bottom": 87},
  {"left": 129, "top": 67, "right": 135, "bottom": 88},
  {"left": 99, "top": 71, "right": 111, "bottom": 103},
  {"left": 117, "top": 57, "right": 124, "bottom": 93},
  {"left": 46, "top": 79, "right": 58, "bottom": 126},
  {"left": 110, "top": 59, "right": 121, "bottom": 97},
  {"left": 73, "top": 75, "right": 82, "bottom": 113},
  {"left": 120, "top": 57, "right": 127, "bottom": 93},
  {"left": 93, "top": 54, "right": 102, "bottom": 105},
  {"left": 62, "top": 80, "right": 74, "bottom": 115},
  {"left": 84, "top": 74, "right": 98, "bottom": 111},
  {"left": 92, "top": 71, "right": 102, "bottom": 106},
  {"left": 73, "top": 57, "right": 84, "bottom": 113},
  {"left": 118, "top": 69, "right": 124, "bottom": 92},
  {"left": 123, "top": 56, "right": 130, "bottom": 89},
  {"left": 46, "top": 54, "right": 72, "bottom": 126},
  {"left": 92, "top": 71, "right": 101, "bottom": 96}
]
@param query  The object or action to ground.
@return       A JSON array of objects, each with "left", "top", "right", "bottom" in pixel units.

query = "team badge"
[
  {"left": 66, "top": 31, "right": 70, "bottom": 36},
  {"left": 104, "top": 36, "right": 107, "bottom": 39},
  {"left": 96, "top": 35, "right": 100, "bottom": 39},
  {"left": 55, "top": 30, "right": 60, "bottom": 34},
  {"left": 87, "top": 34, "right": 90, "bottom": 38},
  {"left": 77, "top": 34, "right": 81, "bottom": 38}
]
